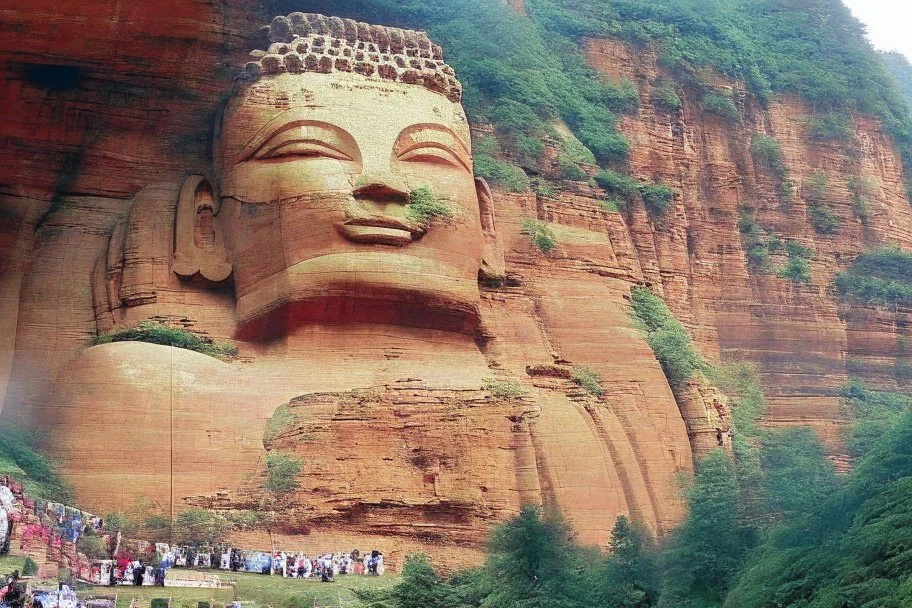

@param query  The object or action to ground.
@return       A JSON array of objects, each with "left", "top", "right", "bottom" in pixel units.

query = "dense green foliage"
[
  {"left": 805, "top": 111, "right": 853, "bottom": 142},
  {"left": 173, "top": 509, "right": 229, "bottom": 546},
  {"left": 700, "top": 90, "right": 740, "bottom": 121},
  {"left": 882, "top": 51, "right": 912, "bottom": 110},
  {"left": 630, "top": 288, "right": 708, "bottom": 390},
  {"left": 726, "top": 411, "right": 912, "bottom": 608},
  {"left": 264, "top": 452, "right": 302, "bottom": 493},
  {"left": 0, "top": 421, "right": 72, "bottom": 501},
  {"left": 835, "top": 247, "right": 912, "bottom": 307},
  {"left": 473, "top": 136, "right": 530, "bottom": 192},
  {"left": 93, "top": 322, "right": 238, "bottom": 360},
  {"left": 840, "top": 381, "right": 912, "bottom": 457}
]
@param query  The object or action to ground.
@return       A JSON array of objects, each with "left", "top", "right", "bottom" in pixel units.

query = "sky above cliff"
[{"left": 843, "top": 0, "right": 912, "bottom": 60}]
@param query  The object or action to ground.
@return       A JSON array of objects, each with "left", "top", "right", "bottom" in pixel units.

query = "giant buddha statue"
[{"left": 3, "top": 13, "right": 694, "bottom": 564}]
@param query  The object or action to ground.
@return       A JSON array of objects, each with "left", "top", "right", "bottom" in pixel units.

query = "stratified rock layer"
[{"left": 583, "top": 38, "right": 912, "bottom": 448}]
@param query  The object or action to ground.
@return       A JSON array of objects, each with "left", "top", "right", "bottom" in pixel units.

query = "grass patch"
[
  {"left": 404, "top": 186, "right": 455, "bottom": 226},
  {"left": 263, "top": 404, "right": 296, "bottom": 446},
  {"left": 93, "top": 322, "right": 237, "bottom": 360},
  {"left": 520, "top": 218, "right": 556, "bottom": 253},
  {"left": 835, "top": 247, "right": 912, "bottom": 307},
  {"left": 264, "top": 452, "right": 302, "bottom": 494},
  {"left": 484, "top": 378, "right": 527, "bottom": 399},
  {"left": 571, "top": 367, "right": 603, "bottom": 397}
]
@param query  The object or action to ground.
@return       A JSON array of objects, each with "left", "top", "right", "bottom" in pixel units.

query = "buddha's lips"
[{"left": 337, "top": 216, "right": 425, "bottom": 246}]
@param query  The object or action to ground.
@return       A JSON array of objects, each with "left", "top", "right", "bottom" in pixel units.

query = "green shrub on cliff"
[
  {"left": 700, "top": 90, "right": 740, "bottom": 121},
  {"left": 806, "top": 111, "right": 853, "bottom": 142},
  {"left": 0, "top": 421, "right": 72, "bottom": 502},
  {"left": 571, "top": 367, "right": 603, "bottom": 397},
  {"left": 473, "top": 136, "right": 530, "bottom": 192},
  {"left": 631, "top": 288, "right": 708, "bottom": 390},
  {"left": 652, "top": 79, "right": 682, "bottom": 111},
  {"left": 640, "top": 183, "right": 674, "bottom": 216},
  {"left": 405, "top": 186, "right": 455, "bottom": 225},
  {"left": 173, "top": 509, "right": 229, "bottom": 546},
  {"left": 264, "top": 452, "right": 302, "bottom": 494},
  {"left": 521, "top": 218, "right": 557, "bottom": 253},
  {"left": 93, "top": 322, "right": 237, "bottom": 360},
  {"left": 835, "top": 247, "right": 912, "bottom": 307}
]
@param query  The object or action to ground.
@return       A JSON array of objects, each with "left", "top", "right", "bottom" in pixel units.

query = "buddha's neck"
[{"left": 242, "top": 323, "right": 492, "bottom": 391}]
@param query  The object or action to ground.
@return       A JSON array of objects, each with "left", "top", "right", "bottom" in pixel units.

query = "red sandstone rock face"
[{"left": 583, "top": 38, "right": 912, "bottom": 449}]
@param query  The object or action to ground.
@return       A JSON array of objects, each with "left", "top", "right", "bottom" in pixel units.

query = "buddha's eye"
[
  {"left": 397, "top": 146, "right": 466, "bottom": 170},
  {"left": 255, "top": 140, "right": 354, "bottom": 162}
]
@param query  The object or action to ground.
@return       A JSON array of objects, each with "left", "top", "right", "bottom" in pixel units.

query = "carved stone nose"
[{"left": 353, "top": 173, "right": 409, "bottom": 206}]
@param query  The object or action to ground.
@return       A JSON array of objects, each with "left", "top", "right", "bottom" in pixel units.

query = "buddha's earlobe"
[
  {"left": 172, "top": 175, "right": 233, "bottom": 284},
  {"left": 476, "top": 177, "right": 506, "bottom": 281}
]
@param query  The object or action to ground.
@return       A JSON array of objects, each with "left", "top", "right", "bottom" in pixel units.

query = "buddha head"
[{"left": 168, "top": 13, "right": 501, "bottom": 339}]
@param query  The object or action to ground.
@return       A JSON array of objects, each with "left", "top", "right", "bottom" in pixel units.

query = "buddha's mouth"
[{"left": 337, "top": 217, "right": 426, "bottom": 246}]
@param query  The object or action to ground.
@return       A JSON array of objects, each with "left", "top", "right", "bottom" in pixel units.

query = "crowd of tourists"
[{"left": 96, "top": 546, "right": 385, "bottom": 586}]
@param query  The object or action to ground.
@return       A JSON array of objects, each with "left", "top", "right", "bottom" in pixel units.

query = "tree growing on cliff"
[{"left": 658, "top": 450, "right": 747, "bottom": 608}]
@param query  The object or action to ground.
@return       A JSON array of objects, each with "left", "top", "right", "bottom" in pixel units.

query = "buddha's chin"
[{"left": 233, "top": 252, "right": 482, "bottom": 339}]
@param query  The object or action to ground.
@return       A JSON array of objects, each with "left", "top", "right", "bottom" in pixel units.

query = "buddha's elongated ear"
[
  {"left": 172, "top": 175, "right": 232, "bottom": 283},
  {"left": 475, "top": 177, "right": 506, "bottom": 281}
]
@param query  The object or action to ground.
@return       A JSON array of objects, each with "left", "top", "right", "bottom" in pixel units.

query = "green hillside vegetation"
[{"left": 882, "top": 51, "right": 912, "bottom": 110}]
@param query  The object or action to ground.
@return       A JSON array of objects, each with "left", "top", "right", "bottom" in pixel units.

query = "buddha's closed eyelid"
[
  {"left": 396, "top": 143, "right": 470, "bottom": 172},
  {"left": 241, "top": 122, "right": 360, "bottom": 164},
  {"left": 254, "top": 139, "right": 354, "bottom": 162}
]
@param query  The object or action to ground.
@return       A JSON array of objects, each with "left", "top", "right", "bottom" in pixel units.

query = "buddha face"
[{"left": 214, "top": 72, "right": 490, "bottom": 338}]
